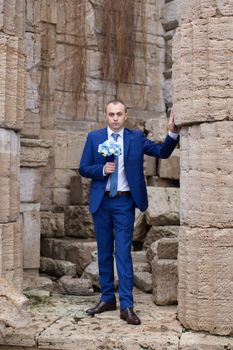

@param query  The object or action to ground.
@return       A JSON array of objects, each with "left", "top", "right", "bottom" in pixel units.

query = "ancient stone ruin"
[{"left": 0, "top": 0, "right": 232, "bottom": 349}]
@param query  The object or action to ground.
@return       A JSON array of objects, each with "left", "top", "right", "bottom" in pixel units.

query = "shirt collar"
[{"left": 107, "top": 127, "right": 124, "bottom": 138}]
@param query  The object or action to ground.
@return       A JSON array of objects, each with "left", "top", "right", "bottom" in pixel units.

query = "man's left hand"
[{"left": 168, "top": 108, "right": 179, "bottom": 133}]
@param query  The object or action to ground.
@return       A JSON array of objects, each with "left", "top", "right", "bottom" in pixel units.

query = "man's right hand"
[{"left": 104, "top": 162, "right": 116, "bottom": 175}]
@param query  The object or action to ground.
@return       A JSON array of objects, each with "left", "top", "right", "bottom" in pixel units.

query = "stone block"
[
  {"left": 147, "top": 238, "right": 178, "bottom": 263},
  {"left": 26, "top": 69, "right": 41, "bottom": 114},
  {"left": 64, "top": 206, "right": 95, "bottom": 239},
  {"left": 40, "top": 257, "right": 76, "bottom": 278},
  {"left": 178, "top": 227, "right": 233, "bottom": 335},
  {"left": 25, "top": 0, "right": 41, "bottom": 31},
  {"left": 134, "top": 272, "right": 152, "bottom": 293},
  {"left": 143, "top": 226, "right": 179, "bottom": 250},
  {"left": 70, "top": 176, "right": 83, "bottom": 205},
  {"left": 21, "top": 203, "right": 40, "bottom": 270},
  {"left": 40, "top": 0, "right": 57, "bottom": 24},
  {"left": 0, "top": 129, "right": 19, "bottom": 222},
  {"left": 173, "top": 17, "right": 233, "bottom": 126},
  {"left": 144, "top": 114, "right": 168, "bottom": 143},
  {"left": 20, "top": 168, "right": 41, "bottom": 203},
  {"left": 161, "top": 0, "right": 180, "bottom": 31},
  {"left": 179, "top": 331, "right": 233, "bottom": 350},
  {"left": 180, "top": 123, "right": 233, "bottom": 228},
  {"left": 53, "top": 188, "right": 70, "bottom": 207},
  {"left": 180, "top": 0, "right": 233, "bottom": 23},
  {"left": 55, "top": 43, "right": 81, "bottom": 92},
  {"left": 158, "top": 148, "right": 180, "bottom": 180},
  {"left": 0, "top": 277, "right": 30, "bottom": 336},
  {"left": 23, "top": 272, "right": 53, "bottom": 292},
  {"left": 20, "top": 139, "right": 51, "bottom": 168},
  {"left": 82, "top": 259, "right": 119, "bottom": 289},
  {"left": 25, "top": 32, "right": 41, "bottom": 71},
  {"left": 134, "top": 262, "right": 151, "bottom": 273},
  {"left": 41, "top": 238, "right": 97, "bottom": 275},
  {"left": 146, "top": 176, "right": 179, "bottom": 188},
  {"left": 146, "top": 187, "right": 180, "bottom": 226},
  {"left": 143, "top": 154, "right": 156, "bottom": 177},
  {"left": 57, "top": 0, "right": 84, "bottom": 35},
  {"left": 132, "top": 251, "right": 147, "bottom": 264},
  {"left": 0, "top": 0, "right": 25, "bottom": 38},
  {"left": 57, "top": 276, "right": 94, "bottom": 296},
  {"left": 54, "top": 169, "right": 76, "bottom": 189},
  {"left": 41, "top": 22, "right": 56, "bottom": 68},
  {"left": 41, "top": 211, "right": 65, "bottom": 238},
  {"left": 0, "top": 34, "right": 25, "bottom": 130},
  {"left": 0, "top": 222, "right": 22, "bottom": 291},
  {"left": 21, "top": 111, "right": 40, "bottom": 138},
  {"left": 117, "top": 83, "right": 146, "bottom": 109},
  {"left": 54, "top": 130, "right": 87, "bottom": 170},
  {"left": 152, "top": 258, "right": 178, "bottom": 305}
]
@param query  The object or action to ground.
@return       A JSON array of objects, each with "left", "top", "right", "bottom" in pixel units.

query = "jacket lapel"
[
  {"left": 123, "top": 128, "right": 131, "bottom": 162},
  {"left": 98, "top": 127, "right": 108, "bottom": 143}
]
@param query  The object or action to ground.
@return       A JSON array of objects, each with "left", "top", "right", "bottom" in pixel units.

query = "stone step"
[
  {"left": 41, "top": 238, "right": 97, "bottom": 276},
  {"left": 40, "top": 257, "right": 77, "bottom": 278}
]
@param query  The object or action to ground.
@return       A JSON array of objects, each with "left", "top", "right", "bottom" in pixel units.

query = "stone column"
[
  {"left": 0, "top": 0, "right": 31, "bottom": 336},
  {"left": 0, "top": 0, "right": 25, "bottom": 292},
  {"left": 173, "top": 0, "right": 233, "bottom": 336}
]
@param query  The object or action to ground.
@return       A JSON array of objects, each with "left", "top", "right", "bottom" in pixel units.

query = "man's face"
[{"left": 105, "top": 102, "right": 128, "bottom": 132}]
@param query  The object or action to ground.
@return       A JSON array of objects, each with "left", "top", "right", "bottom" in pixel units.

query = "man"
[{"left": 79, "top": 100, "right": 179, "bottom": 325}]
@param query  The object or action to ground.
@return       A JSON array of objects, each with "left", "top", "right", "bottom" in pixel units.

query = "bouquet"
[{"left": 98, "top": 139, "right": 122, "bottom": 159}]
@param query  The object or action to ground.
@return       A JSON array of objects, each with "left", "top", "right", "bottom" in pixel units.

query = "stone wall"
[
  {"left": 16, "top": 0, "right": 182, "bottom": 299},
  {"left": 21, "top": 0, "right": 181, "bottom": 247},
  {"left": 0, "top": 0, "right": 31, "bottom": 336},
  {"left": 173, "top": 0, "right": 233, "bottom": 335}
]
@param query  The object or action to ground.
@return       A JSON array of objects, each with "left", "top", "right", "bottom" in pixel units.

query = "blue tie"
[{"left": 110, "top": 133, "right": 119, "bottom": 197}]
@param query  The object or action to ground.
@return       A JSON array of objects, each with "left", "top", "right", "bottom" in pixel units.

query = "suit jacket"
[{"left": 79, "top": 127, "right": 178, "bottom": 213}]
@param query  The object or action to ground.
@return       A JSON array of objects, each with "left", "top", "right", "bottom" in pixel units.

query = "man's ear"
[{"left": 125, "top": 113, "right": 128, "bottom": 121}]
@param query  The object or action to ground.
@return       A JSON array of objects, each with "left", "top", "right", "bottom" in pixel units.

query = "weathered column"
[
  {"left": 173, "top": 0, "right": 233, "bottom": 335},
  {"left": 0, "top": 0, "right": 30, "bottom": 336}
]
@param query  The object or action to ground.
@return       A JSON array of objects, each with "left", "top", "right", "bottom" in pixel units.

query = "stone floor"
[{"left": 1, "top": 289, "right": 233, "bottom": 350}]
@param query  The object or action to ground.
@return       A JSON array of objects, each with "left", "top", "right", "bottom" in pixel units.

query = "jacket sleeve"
[
  {"left": 78, "top": 133, "right": 105, "bottom": 181},
  {"left": 143, "top": 134, "right": 179, "bottom": 159}
]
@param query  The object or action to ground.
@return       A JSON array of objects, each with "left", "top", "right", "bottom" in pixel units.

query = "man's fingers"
[
  {"left": 169, "top": 108, "right": 174, "bottom": 123},
  {"left": 104, "top": 162, "right": 116, "bottom": 174}
]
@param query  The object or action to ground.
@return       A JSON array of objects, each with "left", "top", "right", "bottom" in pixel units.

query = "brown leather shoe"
[
  {"left": 120, "top": 307, "right": 141, "bottom": 325},
  {"left": 86, "top": 301, "right": 117, "bottom": 315}
]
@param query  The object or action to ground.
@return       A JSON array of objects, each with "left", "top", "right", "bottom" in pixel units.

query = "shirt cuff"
[
  {"left": 168, "top": 130, "right": 179, "bottom": 140},
  {"left": 103, "top": 166, "right": 107, "bottom": 176}
]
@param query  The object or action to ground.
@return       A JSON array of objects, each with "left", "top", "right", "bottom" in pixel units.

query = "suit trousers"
[{"left": 92, "top": 192, "right": 135, "bottom": 310}]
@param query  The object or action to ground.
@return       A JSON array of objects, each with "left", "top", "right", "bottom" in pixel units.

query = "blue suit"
[{"left": 79, "top": 127, "right": 178, "bottom": 309}]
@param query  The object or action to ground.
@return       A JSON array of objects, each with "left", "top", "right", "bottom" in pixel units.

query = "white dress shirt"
[
  {"left": 104, "top": 127, "right": 179, "bottom": 191},
  {"left": 105, "top": 127, "right": 130, "bottom": 192}
]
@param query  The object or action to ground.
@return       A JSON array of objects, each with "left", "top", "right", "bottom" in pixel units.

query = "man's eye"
[
  {"left": 109, "top": 113, "right": 114, "bottom": 117},
  {"left": 117, "top": 113, "right": 123, "bottom": 116}
]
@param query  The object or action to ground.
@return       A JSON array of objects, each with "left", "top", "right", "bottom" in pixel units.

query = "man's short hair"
[{"left": 105, "top": 99, "right": 127, "bottom": 113}]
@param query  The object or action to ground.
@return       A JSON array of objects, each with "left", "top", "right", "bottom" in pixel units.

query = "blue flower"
[{"left": 98, "top": 139, "right": 122, "bottom": 157}]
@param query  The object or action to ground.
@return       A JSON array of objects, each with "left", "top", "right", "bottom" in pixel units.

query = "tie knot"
[{"left": 112, "top": 133, "right": 119, "bottom": 141}]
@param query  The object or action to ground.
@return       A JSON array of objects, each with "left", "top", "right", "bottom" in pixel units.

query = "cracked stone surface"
[
  {"left": 0, "top": 290, "right": 181, "bottom": 349},
  {"left": 1, "top": 289, "right": 233, "bottom": 349}
]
